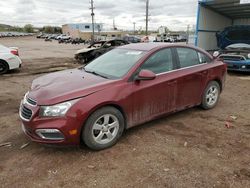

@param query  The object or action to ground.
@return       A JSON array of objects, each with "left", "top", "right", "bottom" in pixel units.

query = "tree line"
[{"left": 0, "top": 24, "right": 62, "bottom": 33}]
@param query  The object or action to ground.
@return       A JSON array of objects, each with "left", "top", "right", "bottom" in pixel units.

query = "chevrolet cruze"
[{"left": 20, "top": 43, "right": 227, "bottom": 150}]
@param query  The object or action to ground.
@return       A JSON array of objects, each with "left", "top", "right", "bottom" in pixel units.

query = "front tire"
[
  {"left": 201, "top": 81, "right": 220, "bottom": 109},
  {"left": 82, "top": 106, "right": 125, "bottom": 150}
]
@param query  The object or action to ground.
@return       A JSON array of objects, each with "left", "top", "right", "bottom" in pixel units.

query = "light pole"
[{"left": 186, "top": 24, "right": 190, "bottom": 44}]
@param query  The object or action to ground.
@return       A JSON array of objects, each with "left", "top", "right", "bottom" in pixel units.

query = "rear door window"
[{"left": 176, "top": 48, "right": 200, "bottom": 68}]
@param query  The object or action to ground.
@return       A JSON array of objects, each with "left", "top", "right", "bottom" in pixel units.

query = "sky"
[{"left": 0, "top": 0, "right": 198, "bottom": 31}]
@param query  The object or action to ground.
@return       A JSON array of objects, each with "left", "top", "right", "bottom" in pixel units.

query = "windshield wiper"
[{"left": 83, "top": 68, "right": 109, "bottom": 79}]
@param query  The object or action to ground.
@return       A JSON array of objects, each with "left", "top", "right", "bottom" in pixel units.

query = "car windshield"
[{"left": 84, "top": 48, "right": 145, "bottom": 79}]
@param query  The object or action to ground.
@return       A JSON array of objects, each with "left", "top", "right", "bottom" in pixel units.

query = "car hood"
[
  {"left": 28, "top": 68, "right": 116, "bottom": 105},
  {"left": 75, "top": 47, "right": 96, "bottom": 55},
  {"left": 226, "top": 43, "right": 250, "bottom": 50}
]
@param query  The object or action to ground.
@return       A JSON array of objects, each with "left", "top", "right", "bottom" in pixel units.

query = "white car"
[
  {"left": 56, "top": 34, "right": 71, "bottom": 40},
  {"left": 0, "top": 44, "right": 22, "bottom": 74}
]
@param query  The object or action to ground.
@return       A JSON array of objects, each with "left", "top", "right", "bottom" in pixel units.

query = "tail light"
[{"left": 11, "top": 49, "right": 19, "bottom": 56}]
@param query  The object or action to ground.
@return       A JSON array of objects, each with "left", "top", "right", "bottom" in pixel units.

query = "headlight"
[
  {"left": 39, "top": 99, "right": 78, "bottom": 117},
  {"left": 248, "top": 53, "right": 250, "bottom": 59}
]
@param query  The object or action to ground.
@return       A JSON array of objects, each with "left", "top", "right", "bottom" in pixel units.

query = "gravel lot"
[{"left": 0, "top": 37, "right": 250, "bottom": 188}]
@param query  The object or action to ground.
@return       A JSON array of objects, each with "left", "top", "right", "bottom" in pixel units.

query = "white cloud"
[{"left": 0, "top": 0, "right": 198, "bottom": 31}]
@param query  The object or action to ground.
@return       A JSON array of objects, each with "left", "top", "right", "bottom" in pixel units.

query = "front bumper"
[
  {"left": 225, "top": 61, "right": 250, "bottom": 72},
  {"left": 19, "top": 98, "right": 83, "bottom": 145}
]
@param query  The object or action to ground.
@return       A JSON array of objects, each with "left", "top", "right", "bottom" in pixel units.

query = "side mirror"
[
  {"left": 213, "top": 51, "right": 220, "bottom": 58},
  {"left": 136, "top": 70, "right": 156, "bottom": 81}
]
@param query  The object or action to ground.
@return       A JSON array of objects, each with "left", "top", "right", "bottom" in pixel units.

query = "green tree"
[
  {"left": 23, "top": 24, "right": 34, "bottom": 33},
  {"left": 43, "top": 26, "right": 53, "bottom": 33},
  {"left": 41, "top": 26, "right": 62, "bottom": 34}
]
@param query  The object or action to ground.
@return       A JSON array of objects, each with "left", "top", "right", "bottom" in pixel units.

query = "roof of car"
[
  {"left": 118, "top": 42, "right": 212, "bottom": 59},
  {"left": 118, "top": 42, "right": 196, "bottom": 51}
]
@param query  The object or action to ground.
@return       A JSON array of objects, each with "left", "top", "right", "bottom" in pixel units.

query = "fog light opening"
[
  {"left": 35, "top": 129, "right": 64, "bottom": 140},
  {"left": 242, "top": 65, "right": 246, "bottom": 69}
]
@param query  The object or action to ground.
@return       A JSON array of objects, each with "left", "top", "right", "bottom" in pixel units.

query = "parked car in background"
[
  {"left": 0, "top": 32, "right": 33, "bottom": 38},
  {"left": 71, "top": 38, "right": 85, "bottom": 45},
  {"left": 0, "top": 44, "right": 22, "bottom": 74},
  {"left": 36, "top": 33, "right": 43, "bottom": 38},
  {"left": 123, "top": 35, "right": 141, "bottom": 43},
  {"left": 56, "top": 34, "right": 71, "bottom": 40},
  {"left": 74, "top": 39, "right": 129, "bottom": 64},
  {"left": 20, "top": 43, "right": 227, "bottom": 150},
  {"left": 141, "top": 36, "right": 149, "bottom": 43},
  {"left": 218, "top": 43, "right": 250, "bottom": 72}
]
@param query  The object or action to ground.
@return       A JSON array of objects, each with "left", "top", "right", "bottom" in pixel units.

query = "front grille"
[
  {"left": 27, "top": 97, "right": 37, "bottom": 106},
  {"left": 220, "top": 55, "right": 245, "bottom": 61},
  {"left": 21, "top": 105, "right": 32, "bottom": 120}
]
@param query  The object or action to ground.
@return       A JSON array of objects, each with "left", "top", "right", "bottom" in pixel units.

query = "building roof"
[{"left": 200, "top": 0, "right": 250, "bottom": 19}]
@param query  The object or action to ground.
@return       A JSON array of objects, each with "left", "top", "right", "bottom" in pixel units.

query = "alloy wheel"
[
  {"left": 91, "top": 114, "right": 119, "bottom": 145},
  {"left": 206, "top": 85, "right": 219, "bottom": 106}
]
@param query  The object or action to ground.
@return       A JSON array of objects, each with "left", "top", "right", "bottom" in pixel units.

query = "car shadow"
[
  {"left": 1, "top": 69, "right": 21, "bottom": 76},
  {"left": 227, "top": 71, "right": 250, "bottom": 76}
]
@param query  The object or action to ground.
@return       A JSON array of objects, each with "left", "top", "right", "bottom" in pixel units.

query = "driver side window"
[{"left": 140, "top": 48, "right": 174, "bottom": 74}]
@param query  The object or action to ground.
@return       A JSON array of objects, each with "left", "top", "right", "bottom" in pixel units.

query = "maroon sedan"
[{"left": 19, "top": 43, "right": 227, "bottom": 150}]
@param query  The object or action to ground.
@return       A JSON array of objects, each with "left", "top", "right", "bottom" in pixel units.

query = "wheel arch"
[
  {"left": 79, "top": 103, "right": 128, "bottom": 143},
  {"left": 0, "top": 59, "right": 9, "bottom": 68},
  {"left": 211, "top": 78, "right": 222, "bottom": 92},
  {"left": 0, "top": 59, "right": 10, "bottom": 71}
]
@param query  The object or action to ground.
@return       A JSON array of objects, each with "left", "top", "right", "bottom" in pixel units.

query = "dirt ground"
[{"left": 0, "top": 37, "right": 250, "bottom": 188}]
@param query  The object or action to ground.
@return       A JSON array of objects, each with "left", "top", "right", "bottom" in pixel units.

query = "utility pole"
[
  {"left": 133, "top": 22, "right": 136, "bottom": 34},
  {"left": 90, "top": 0, "right": 95, "bottom": 43},
  {"left": 113, "top": 18, "right": 117, "bottom": 30},
  {"left": 186, "top": 24, "right": 190, "bottom": 44},
  {"left": 145, "top": 0, "right": 149, "bottom": 36}
]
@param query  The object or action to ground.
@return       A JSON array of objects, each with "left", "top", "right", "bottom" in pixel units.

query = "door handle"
[
  {"left": 198, "top": 71, "right": 208, "bottom": 75},
  {"left": 168, "top": 80, "right": 177, "bottom": 85}
]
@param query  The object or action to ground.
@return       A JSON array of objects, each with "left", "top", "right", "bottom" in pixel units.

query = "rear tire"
[
  {"left": 0, "top": 60, "right": 8, "bottom": 75},
  {"left": 82, "top": 106, "right": 125, "bottom": 150},
  {"left": 201, "top": 81, "right": 220, "bottom": 109}
]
